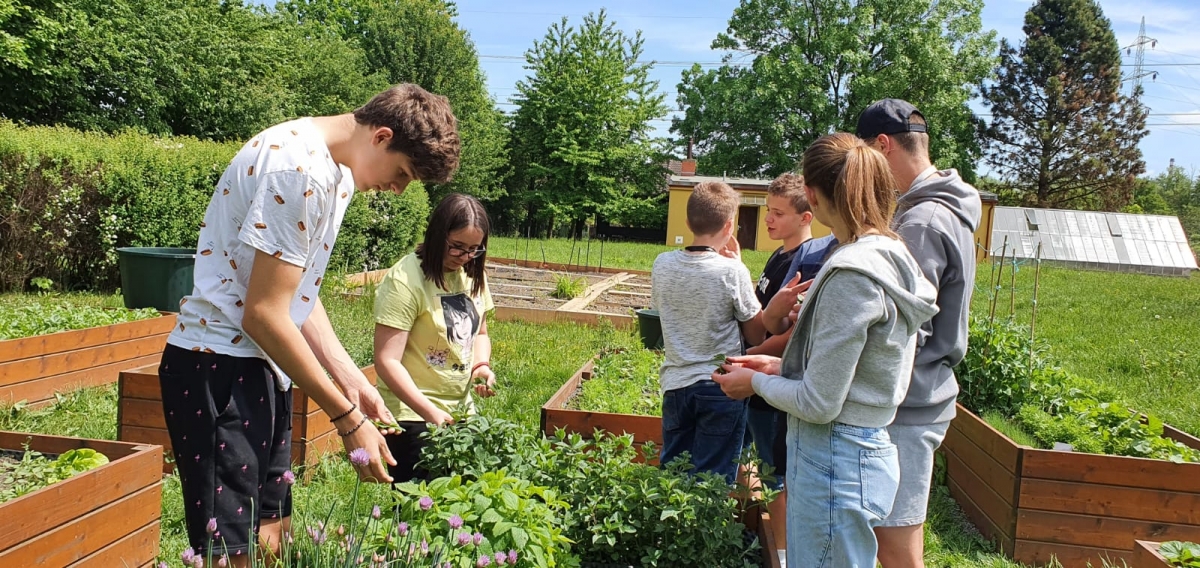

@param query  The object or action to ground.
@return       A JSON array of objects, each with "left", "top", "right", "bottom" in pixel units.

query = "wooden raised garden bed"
[
  {"left": 942, "top": 402, "right": 1200, "bottom": 567},
  {"left": 0, "top": 431, "right": 162, "bottom": 567},
  {"left": 117, "top": 362, "right": 378, "bottom": 476},
  {"left": 544, "top": 357, "right": 782, "bottom": 568},
  {"left": 540, "top": 358, "right": 662, "bottom": 448},
  {"left": 1132, "top": 540, "right": 1173, "bottom": 567},
  {"left": 0, "top": 313, "right": 175, "bottom": 408}
]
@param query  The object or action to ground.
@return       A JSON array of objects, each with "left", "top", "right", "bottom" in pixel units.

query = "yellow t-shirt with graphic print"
[{"left": 373, "top": 252, "right": 494, "bottom": 422}]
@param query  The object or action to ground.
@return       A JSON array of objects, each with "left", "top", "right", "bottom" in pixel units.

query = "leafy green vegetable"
[
  {"left": 0, "top": 444, "right": 110, "bottom": 504},
  {"left": 0, "top": 299, "right": 159, "bottom": 340},
  {"left": 1160, "top": 541, "right": 1200, "bottom": 567},
  {"left": 713, "top": 353, "right": 729, "bottom": 375}
]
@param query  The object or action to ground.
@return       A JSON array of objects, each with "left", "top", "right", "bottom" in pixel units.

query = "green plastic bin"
[
  {"left": 635, "top": 308, "right": 664, "bottom": 350},
  {"left": 117, "top": 247, "right": 196, "bottom": 312}
]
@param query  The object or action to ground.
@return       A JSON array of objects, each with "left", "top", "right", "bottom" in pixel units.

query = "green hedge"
[{"left": 0, "top": 121, "right": 426, "bottom": 291}]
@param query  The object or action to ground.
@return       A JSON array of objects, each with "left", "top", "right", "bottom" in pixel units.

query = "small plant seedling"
[
  {"left": 550, "top": 274, "right": 588, "bottom": 300},
  {"left": 370, "top": 419, "right": 404, "bottom": 434},
  {"left": 713, "top": 353, "right": 728, "bottom": 375}
]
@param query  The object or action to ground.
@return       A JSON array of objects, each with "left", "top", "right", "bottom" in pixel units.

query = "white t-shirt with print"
[{"left": 168, "top": 118, "right": 356, "bottom": 389}]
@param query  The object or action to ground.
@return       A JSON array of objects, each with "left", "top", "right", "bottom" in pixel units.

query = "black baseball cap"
[{"left": 855, "top": 99, "right": 927, "bottom": 139}]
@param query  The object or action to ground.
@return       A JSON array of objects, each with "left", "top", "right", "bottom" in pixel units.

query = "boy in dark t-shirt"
[{"left": 744, "top": 172, "right": 814, "bottom": 553}]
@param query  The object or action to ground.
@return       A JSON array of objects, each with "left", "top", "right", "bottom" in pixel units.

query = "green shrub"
[
  {"left": 0, "top": 122, "right": 429, "bottom": 291},
  {"left": 331, "top": 185, "right": 430, "bottom": 274},
  {"left": 956, "top": 315, "right": 1045, "bottom": 416}
]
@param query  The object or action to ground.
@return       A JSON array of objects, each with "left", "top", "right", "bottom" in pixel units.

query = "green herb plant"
[
  {"left": 0, "top": 301, "right": 159, "bottom": 340},
  {"left": 570, "top": 348, "right": 663, "bottom": 416},
  {"left": 421, "top": 417, "right": 763, "bottom": 567},
  {"left": 392, "top": 471, "right": 576, "bottom": 568},
  {"left": 0, "top": 445, "right": 110, "bottom": 504},
  {"left": 957, "top": 317, "right": 1200, "bottom": 463},
  {"left": 549, "top": 275, "right": 587, "bottom": 300},
  {"left": 1160, "top": 541, "right": 1200, "bottom": 567}
]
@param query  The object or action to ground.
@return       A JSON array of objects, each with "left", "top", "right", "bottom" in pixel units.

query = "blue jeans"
[
  {"left": 660, "top": 381, "right": 748, "bottom": 483},
  {"left": 787, "top": 419, "right": 899, "bottom": 568},
  {"left": 746, "top": 406, "right": 786, "bottom": 490}
]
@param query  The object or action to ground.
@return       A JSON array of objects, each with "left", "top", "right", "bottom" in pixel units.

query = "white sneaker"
[{"left": 777, "top": 549, "right": 787, "bottom": 568}]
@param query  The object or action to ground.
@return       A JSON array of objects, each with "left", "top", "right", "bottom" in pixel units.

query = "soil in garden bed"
[
  {"left": 583, "top": 275, "right": 652, "bottom": 315},
  {"left": 486, "top": 262, "right": 611, "bottom": 310}
]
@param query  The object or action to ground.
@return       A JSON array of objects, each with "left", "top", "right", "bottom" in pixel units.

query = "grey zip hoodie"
[
  {"left": 892, "top": 168, "right": 983, "bottom": 424},
  {"left": 751, "top": 236, "right": 939, "bottom": 428}
]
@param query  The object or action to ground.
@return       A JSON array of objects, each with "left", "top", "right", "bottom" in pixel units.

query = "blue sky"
[{"left": 451, "top": 0, "right": 1200, "bottom": 177}]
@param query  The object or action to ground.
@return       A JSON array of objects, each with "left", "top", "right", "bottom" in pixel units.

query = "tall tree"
[
  {"left": 284, "top": 0, "right": 508, "bottom": 202},
  {"left": 673, "top": 0, "right": 996, "bottom": 179},
  {"left": 982, "top": 0, "right": 1147, "bottom": 211},
  {"left": 0, "top": 0, "right": 383, "bottom": 140},
  {"left": 507, "top": 10, "right": 668, "bottom": 235}
]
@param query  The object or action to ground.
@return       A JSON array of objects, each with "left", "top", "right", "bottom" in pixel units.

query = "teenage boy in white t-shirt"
[{"left": 159, "top": 84, "right": 460, "bottom": 565}]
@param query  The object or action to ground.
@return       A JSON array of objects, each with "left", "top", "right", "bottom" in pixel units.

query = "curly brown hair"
[{"left": 353, "top": 84, "right": 461, "bottom": 184}]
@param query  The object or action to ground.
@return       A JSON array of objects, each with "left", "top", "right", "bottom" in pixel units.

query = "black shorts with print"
[{"left": 159, "top": 344, "right": 294, "bottom": 556}]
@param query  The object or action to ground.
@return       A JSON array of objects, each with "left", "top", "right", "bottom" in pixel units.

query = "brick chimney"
[{"left": 681, "top": 159, "right": 697, "bottom": 176}]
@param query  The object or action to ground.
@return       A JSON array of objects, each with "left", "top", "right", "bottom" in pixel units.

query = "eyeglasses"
[{"left": 447, "top": 243, "right": 486, "bottom": 259}]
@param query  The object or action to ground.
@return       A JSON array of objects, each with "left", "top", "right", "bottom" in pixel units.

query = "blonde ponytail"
[{"left": 802, "top": 133, "right": 898, "bottom": 242}]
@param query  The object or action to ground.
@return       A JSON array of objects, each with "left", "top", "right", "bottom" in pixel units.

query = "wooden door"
[{"left": 737, "top": 206, "right": 758, "bottom": 251}]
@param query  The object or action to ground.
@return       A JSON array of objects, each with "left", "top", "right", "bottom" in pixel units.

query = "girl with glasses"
[{"left": 371, "top": 193, "right": 496, "bottom": 482}]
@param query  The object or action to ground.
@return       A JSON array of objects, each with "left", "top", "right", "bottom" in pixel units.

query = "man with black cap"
[{"left": 856, "top": 99, "right": 982, "bottom": 568}]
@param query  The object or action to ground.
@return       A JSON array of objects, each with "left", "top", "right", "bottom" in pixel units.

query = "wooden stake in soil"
[
  {"left": 989, "top": 236, "right": 1009, "bottom": 326},
  {"left": 1030, "top": 242, "right": 1043, "bottom": 370},
  {"left": 1008, "top": 253, "right": 1018, "bottom": 319}
]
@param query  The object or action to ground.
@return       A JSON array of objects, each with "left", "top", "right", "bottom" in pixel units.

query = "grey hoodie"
[
  {"left": 751, "top": 236, "right": 939, "bottom": 428},
  {"left": 892, "top": 168, "right": 983, "bottom": 425}
]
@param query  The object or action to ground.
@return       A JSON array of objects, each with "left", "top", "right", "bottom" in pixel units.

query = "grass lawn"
[{"left": 489, "top": 235, "right": 774, "bottom": 277}]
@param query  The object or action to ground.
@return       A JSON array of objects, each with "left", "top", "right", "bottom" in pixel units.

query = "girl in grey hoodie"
[{"left": 714, "top": 133, "right": 938, "bottom": 568}]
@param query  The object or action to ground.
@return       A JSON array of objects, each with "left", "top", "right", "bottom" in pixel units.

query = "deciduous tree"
[
  {"left": 507, "top": 10, "right": 669, "bottom": 235},
  {"left": 673, "top": 0, "right": 996, "bottom": 179}
]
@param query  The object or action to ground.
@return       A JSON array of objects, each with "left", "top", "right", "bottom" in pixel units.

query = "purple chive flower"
[
  {"left": 495, "top": 552, "right": 508, "bottom": 565},
  {"left": 507, "top": 550, "right": 518, "bottom": 565},
  {"left": 419, "top": 496, "right": 433, "bottom": 511},
  {"left": 448, "top": 514, "right": 463, "bottom": 529},
  {"left": 372, "top": 505, "right": 382, "bottom": 520},
  {"left": 348, "top": 448, "right": 370, "bottom": 466},
  {"left": 181, "top": 548, "right": 197, "bottom": 564},
  {"left": 159, "top": 563, "right": 169, "bottom": 568},
  {"left": 206, "top": 518, "right": 218, "bottom": 534},
  {"left": 217, "top": 556, "right": 228, "bottom": 568},
  {"left": 193, "top": 559, "right": 204, "bottom": 568},
  {"left": 307, "top": 525, "right": 327, "bottom": 545},
  {"left": 457, "top": 532, "right": 471, "bottom": 546},
  {"left": 444, "top": 563, "right": 453, "bottom": 568},
  {"left": 282, "top": 470, "right": 296, "bottom": 485},
  {"left": 476, "top": 555, "right": 491, "bottom": 567},
  {"left": 397, "top": 521, "right": 409, "bottom": 536},
  {"left": 472, "top": 532, "right": 484, "bottom": 546},
  {"left": 421, "top": 539, "right": 430, "bottom": 554}
]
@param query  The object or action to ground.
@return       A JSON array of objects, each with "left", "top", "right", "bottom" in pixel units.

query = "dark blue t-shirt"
[{"left": 784, "top": 234, "right": 839, "bottom": 284}]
